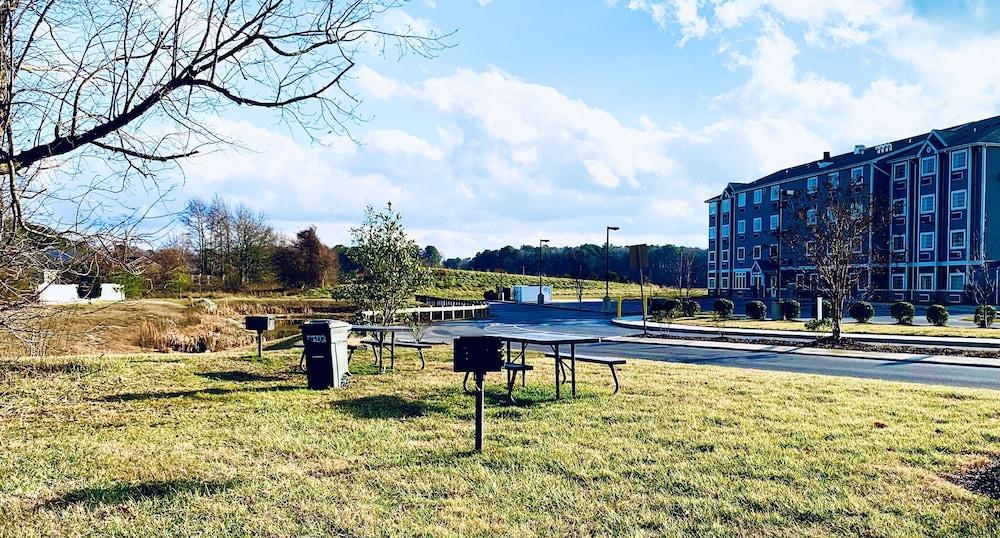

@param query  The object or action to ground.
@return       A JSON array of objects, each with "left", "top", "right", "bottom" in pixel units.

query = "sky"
[{"left": 176, "top": 0, "right": 1000, "bottom": 259}]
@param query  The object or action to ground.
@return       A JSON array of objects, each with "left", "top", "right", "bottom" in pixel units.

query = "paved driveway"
[{"left": 425, "top": 302, "right": 1000, "bottom": 391}]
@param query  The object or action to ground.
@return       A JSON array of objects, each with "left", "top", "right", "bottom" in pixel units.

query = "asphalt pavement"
[{"left": 425, "top": 302, "right": 1000, "bottom": 391}]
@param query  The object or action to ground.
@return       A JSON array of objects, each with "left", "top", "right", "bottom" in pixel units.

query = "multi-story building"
[{"left": 705, "top": 114, "right": 1000, "bottom": 304}]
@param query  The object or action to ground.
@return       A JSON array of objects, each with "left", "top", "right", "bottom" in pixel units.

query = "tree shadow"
[
  {"left": 0, "top": 359, "right": 95, "bottom": 376},
  {"left": 97, "top": 385, "right": 299, "bottom": 402},
  {"left": 196, "top": 371, "right": 286, "bottom": 382},
  {"left": 38, "top": 479, "right": 234, "bottom": 510},
  {"left": 331, "top": 394, "right": 448, "bottom": 419}
]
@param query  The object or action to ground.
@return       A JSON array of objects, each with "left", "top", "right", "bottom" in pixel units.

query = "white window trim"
[
  {"left": 738, "top": 192, "right": 746, "bottom": 207},
  {"left": 708, "top": 251, "right": 716, "bottom": 262},
  {"left": 708, "top": 277, "right": 716, "bottom": 289},
  {"left": 722, "top": 224, "right": 730, "bottom": 238},
  {"left": 709, "top": 203, "right": 717, "bottom": 215},
  {"left": 920, "top": 194, "right": 935, "bottom": 214},
  {"left": 851, "top": 167, "right": 864, "bottom": 181},
  {"left": 770, "top": 185, "right": 780, "bottom": 201},
  {"left": 950, "top": 230, "right": 966, "bottom": 250},
  {"left": 721, "top": 250, "right": 729, "bottom": 262},
  {"left": 753, "top": 245, "right": 762, "bottom": 260},
  {"left": 921, "top": 156, "right": 937, "bottom": 176},
  {"left": 919, "top": 232, "right": 934, "bottom": 251},
  {"left": 709, "top": 226, "right": 717, "bottom": 239},
  {"left": 891, "top": 234, "right": 905, "bottom": 252},
  {"left": 951, "top": 189, "right": 968, "bottom": 211},
  {"left": 737, "top": 247, "right": 745, "bottom": 260},
  {"left": 722, "top": 199, "right": 731, "bottom": 212},
  {"left": 754, "top": 189, "right": 762, "bottom": 204},
  {"left": 829, "top": 172, "right": 839, "bottom": 187},
  {"left": 737, "top": 220, "right": 746, "bottom": 234},
  {"left": 893, "top": 163, "right": 907, "bottom": 179},
  {"left": 720, "top": 277, "right": 729, "bottom": 289},
  {"left": 769, "top": 214, "right": 779, "bottom": 230},
  {"left": 918, "top": 273, "right": 934, "bottom": 291},
  {"left": 951, "top": 149, "right": 969, "bottom": 171},
  {"left": 753, "top": 218, "right": 762, "bottom": 232},
  {"left": 893, "top": 198, "right": 907, "bottom": 216},
  {"left": 890, "top": 273, "right": 906, "bottom": 291},
  {"left": 807, "top": 177, "right": 818, "bottom": 193},
  {"left": 949, "top": 272, "right": 966, "bottom": 291}
]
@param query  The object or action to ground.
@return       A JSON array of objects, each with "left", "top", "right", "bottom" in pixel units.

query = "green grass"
[
  {"left": 667, "top": 315, "right": 1000, "bottom": 338},
  {"left": 421, "top": 268, "right": 700, "bottom": 300},
  {"left": 2, "top": 347, "right": 999, "bottom": 536}
]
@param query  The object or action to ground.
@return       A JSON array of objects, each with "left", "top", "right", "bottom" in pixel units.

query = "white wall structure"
[
  {"left": 36, "top": 271, "right": 126, "bottom": 304},
  {"left": 512, "top": 285, "right": 552, "bottom": 303}
]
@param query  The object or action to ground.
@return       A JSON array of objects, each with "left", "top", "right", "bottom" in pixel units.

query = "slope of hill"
[{"left": 421, "top": 268, "right": 702, "bottom": 300}]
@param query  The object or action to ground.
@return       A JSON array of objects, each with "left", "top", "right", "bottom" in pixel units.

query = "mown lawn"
[
  {"left": 2, "top": 347, "right": 999, "bottom": 536},
  {"left": 667, "top": 315, "right": 1000, "bottom": 339}
]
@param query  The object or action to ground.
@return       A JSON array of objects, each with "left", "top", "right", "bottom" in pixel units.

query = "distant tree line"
[{"left": 443, "top": 244, "right": 708, "bottom": 287}]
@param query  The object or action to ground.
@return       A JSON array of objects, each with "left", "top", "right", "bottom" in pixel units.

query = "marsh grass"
[{"left": 1, "top": 348, "right": 999, "bottom": 536}]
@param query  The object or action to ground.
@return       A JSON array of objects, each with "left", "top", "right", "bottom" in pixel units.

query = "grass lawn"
[
  {"left": 667, "top": 316, "right": 1000, "bottom": 338},
  {"left": 2, "top": 347, "right": 999, "bottom": 536}
]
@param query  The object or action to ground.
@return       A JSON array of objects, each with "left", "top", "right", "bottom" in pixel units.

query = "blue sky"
[{"left": 179, "top": 0, "right": 1000, "bottom": 257}]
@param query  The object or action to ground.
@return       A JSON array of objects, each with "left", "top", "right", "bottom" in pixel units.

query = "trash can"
[{"left": 301, "top": 320, "right": 351, "bottom": 389}]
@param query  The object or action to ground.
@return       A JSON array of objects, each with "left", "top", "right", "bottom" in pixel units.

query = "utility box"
[
  {"left": 453, "top": 336, "right": 504, "bottom": 373},
  {"left": 301, "top": 320, "right": 351, "bottom": 390},
  {"left": 245, "top": 315, "right": 275, "bottom": 332},
  {"left": 512, "top": 285, "right": 551, "bottom": 304}
]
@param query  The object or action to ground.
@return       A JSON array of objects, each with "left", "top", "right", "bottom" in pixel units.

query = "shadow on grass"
[
  {"left": 0, "top": 359, "right": 96, "bottom": 376},
  {"left": 196, "top": 371, "right": 286, "bottom": 383},
  {"left": 39, "top": 479, "right": 234, "bottom": 510},
  {"left": 331, "top": 394, "right": 449, "bottom": 419},
  {"left": 97, "top": 385, "right": 299, "bottom": 402}
]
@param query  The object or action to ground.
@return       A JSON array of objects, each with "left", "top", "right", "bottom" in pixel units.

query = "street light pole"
[
  {"left": 537, "top": 239, "right": 549, "bottom": 304},
  {"left": 604, "top": 226, "right": 619, "bottom": 312}
]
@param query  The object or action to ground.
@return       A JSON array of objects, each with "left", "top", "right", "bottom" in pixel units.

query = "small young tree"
[
  {"left": 783, "top": 184, "right": 889, "bottom": 340},
  {"left": 346, "top": 204, "right": 431, "bottom": 325},
  {"left": 969, "top": 232, "right": 998, "bottom": 321}
]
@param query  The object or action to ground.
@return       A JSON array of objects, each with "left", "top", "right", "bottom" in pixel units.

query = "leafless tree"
[
  {"left": 0, "top": 0, "right": 446, "bottom": 340},
  {"left": 782, "top": 181, "right": 890, "bottom": 340},
  {"left": 968, "top": 232, "right": 998, "bottom": 326},
  {"left": 675, "top": 246, "right": 696, "bottom": 300}
]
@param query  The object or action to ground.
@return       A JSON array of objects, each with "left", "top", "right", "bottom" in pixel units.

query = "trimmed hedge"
[
  {"left": 848, "top": 301, "right": 875, "bottom": 323},
  {"left": 745, "top": 300, "right": 767, "bottom": 320},
  {"left": 926, "top": 304, "right": 949, "bottom": 327},
  {"left": 975, "top": 305, "right": 997, "bottom": 328},
  {"left": 890, "top": 302, "right": 915, "bottom": 325},
  {"left": 781, "top": 300, "right": 801, "bottom": 321},
  {"left": 713, "top": 298, "right": 735, "bottom": 320},
  {"left": 681, "top": 300, "right": 701, "bottom": 317}
]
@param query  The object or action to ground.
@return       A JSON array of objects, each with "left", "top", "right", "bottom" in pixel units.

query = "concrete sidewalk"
[
  {"left": 612, "top": 317, "right": 1000, "bottom": 349},
  {"left": 605, "top": 334, "right": 1000, "bottom": 369}
]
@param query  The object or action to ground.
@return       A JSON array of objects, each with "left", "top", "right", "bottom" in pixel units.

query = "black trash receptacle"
[{"left": 301, "top": 320, "right": 351, "bottom": 390}]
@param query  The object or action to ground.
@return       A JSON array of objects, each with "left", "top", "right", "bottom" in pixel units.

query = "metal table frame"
[
  {"left": 350, "top": 324, "right": 410, "bottom": 373},
  {"left": 464, "top": 332, "right": 601, "bottom": 399}
]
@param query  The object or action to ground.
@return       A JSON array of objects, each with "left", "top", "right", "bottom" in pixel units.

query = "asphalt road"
[{"left": 425, "top": 302, "right": 1000, "bottom": 391}]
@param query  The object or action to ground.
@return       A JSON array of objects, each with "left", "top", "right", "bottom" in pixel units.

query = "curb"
[
  {"left": 604, "top": 335, "right": 1000, "bottom": 369},
  {"left": 610, "top": 317, "right": 1000, "bottom": 349}
]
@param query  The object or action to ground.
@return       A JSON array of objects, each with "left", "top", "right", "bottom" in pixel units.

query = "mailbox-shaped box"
[
  {"left": 245, "top": 315, "right": 275, "bottom": 332},
  {"left": 453, "top": 336, "right": 504, "bottom": 373}
]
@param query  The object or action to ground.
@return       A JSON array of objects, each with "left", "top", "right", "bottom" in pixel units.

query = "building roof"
[{"left": 705, "top": 113, "right": 1000, "bottom": 203}]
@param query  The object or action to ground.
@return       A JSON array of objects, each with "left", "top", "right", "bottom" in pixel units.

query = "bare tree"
[
  {"left": 231, "top": 204, "right": 275, "bottom": 287},
  {"left": 783, "top": 181, "right": 889, "bottom": 340},
  {"left": 969, "top": 232, "right": 998, "bottom": 326},
  {"left": 0, "top": 0, "right": 447, "bottom": 339},
  {"left": 675, "top": 246, "right": 695, "bottom": 300}
]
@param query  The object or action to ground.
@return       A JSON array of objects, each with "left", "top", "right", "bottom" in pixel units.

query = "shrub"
[
  {"left": 848, "top": 301, "right": 875, "bottom": 323},
  {"left": 713, "top": 298, "right": 734, "bottom": 319},
  {"left": 890, "top": 302, "right": 915, "bottom": 325},
  {"left": 805, "top": 318, "right": 833, "bottom": 332},
  {"left": 926, "top": 304, "right": 949, "bottom": 327},
  {"left": 745, "top": 300, "right": 767, "bottom": 320},
  {"left": 975, "top": 305, "right": 997, "bottom": 328},
  {"left": 780, "top": 300, "right": 801, "bottom": 321},
  {"left": 813, "top": 298, "right": 833, "bottom": 319},
  {"left": 483, "top": 290, "right": 498, "bottom": 301},
  {"left": 681, "top": 300, "right": 701, "bottom": 317}
]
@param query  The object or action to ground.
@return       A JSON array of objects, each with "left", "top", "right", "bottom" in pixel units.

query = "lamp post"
[
  {"left": 537, "top": 239, "right": 549, "bottom": 304},
  {"left": 604, "top": 226, "right": 619, "bottom": 312}
]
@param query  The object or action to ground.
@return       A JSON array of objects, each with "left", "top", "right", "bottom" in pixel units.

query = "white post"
[{"left": 816, "top": 297, "right": 824, "bottom": 320}]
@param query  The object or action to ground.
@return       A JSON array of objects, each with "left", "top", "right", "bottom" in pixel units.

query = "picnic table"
[
  {"left": 351, "top": 324, "right": 410, "bottom": 372},
  {"left": 480, "top": 327, "right": 601, "bottom": 399}
]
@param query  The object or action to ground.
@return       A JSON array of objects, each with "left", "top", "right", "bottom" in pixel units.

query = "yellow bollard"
[{"left": 617, "top": 296, "right": 622, "bottom": 319}]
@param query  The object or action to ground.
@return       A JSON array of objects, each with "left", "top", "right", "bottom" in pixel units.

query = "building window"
[
  {"left": 891, "top": 274, "right": 905, "bottom": 290},
  {"left": 708, "top": 277, "right": 716, "bottom": 289},
  {"left": 737, "top": 220, "right": 746, "bottom": 235},
  {"left": 950, "top": 272, "right": 966, "bottom": 291},
  {"left": 754, "top": 189, "right": 763, "bottom": 204},
  {"left": 829, "top": 172, "right": 839, "bottom": 187},
  {"left": 807, "top": 208, "right": 817, "bottom": 225},
  {"left": 920, "top": 194, "right": 935, "bottom": 214},
  {"left": 753, "top": 245, "right": 761, "bottom": 259},
  {"left": 951, "top": 230, "right": 966, "bottom": 250},
  {"left": 709, "top": 203, "right": 717, "bottom": 215},
  {"left": 735, "top": 273, "right": 747, "bottom": 289},
  {"left": 918, "top": 273, "right": 933, "bottom": 290},
  {"left": 921, "top": 156, "right": 936, "bottom": 176},
  {"left": 721, "top": 277, "right": 729, "bottom": 289},
  {"left": 891, "top": 235, "right": 905, "bottom": 252},
  {"left": 770, "top": 185, "right": 780, "bottom": 201},
  {"left": 807, "top": 177, "right": 818, "bottom": 193},
  {"left": 852, "top": 238, "right": 863, "bottom": 253},
  {"left": 952, "top": 149, "right": 968, "bottom": 171},
  {"left": 851, "top": 167, "right": 864, "bottom": 182},
  {"left": 769, "top": 214, "right": 779, "bottom": 230},
  {"left": 722, "top": 224, "right": 730, "bottom": 238},
  {"left": 709, "top": 226, "right": 716, "bottom": 239},
  {"left": 892, "top": 198, "right": 906, "bottom": 216},
  {"left": 721, "top": 250, "right": 729, "bottom": 263},
  {"left": 753, "top": 217, "right": 762, "bottom": 232},
  {"left": 738, "top": 192, "right": 746, "bottom": 207},
  {"left": 919, "top": 232, "right": 934, "bottom": 251},
  {"left": 893, "top": 163, "right": 906, "bottom": 179},
  {"left": 769, "top": 244, "right": 778, "bottom": 258},
  {"left": 951, "top": 189, "right": 967, "bottom": 211},
  {"left": 722, "top": 199, "right": 730, "bottom": 213},
  {"left": 737, "top": 247, "right": 745, "bottom": 260}
]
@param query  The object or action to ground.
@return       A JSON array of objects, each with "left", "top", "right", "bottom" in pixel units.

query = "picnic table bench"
[
  {"left": 544, "top": 352, "right": 626, "bottom": 394},
  {"left": 359, "top": 338, "right": 432, "bottom": 369}
]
